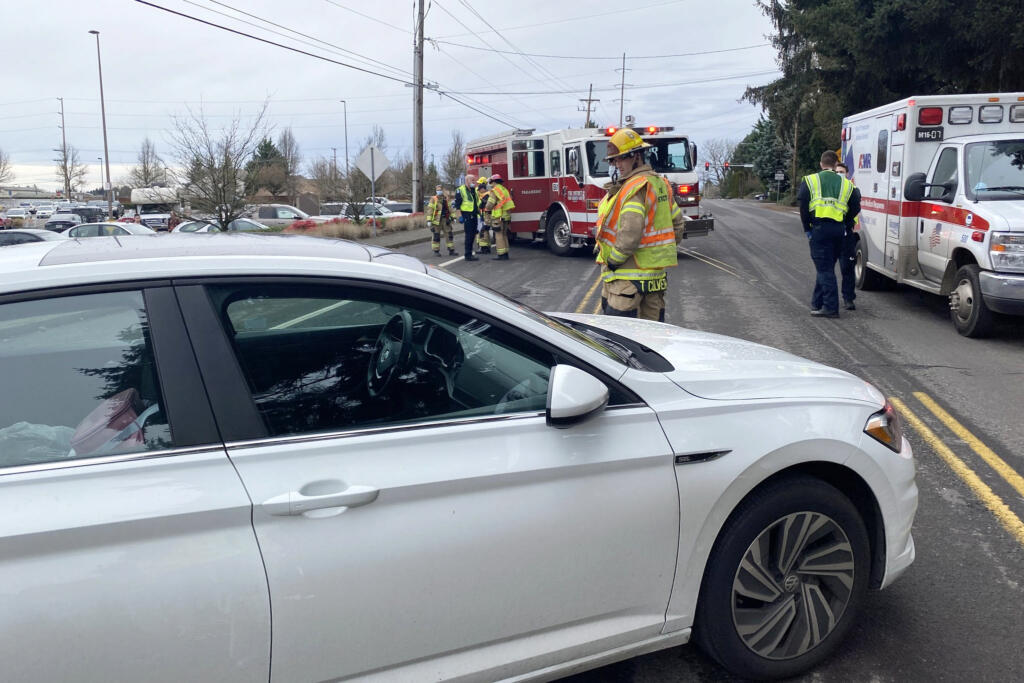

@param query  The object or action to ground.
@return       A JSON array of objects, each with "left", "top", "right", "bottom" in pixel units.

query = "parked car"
[
  {"left": 0, "top": 228, "right": 65, "bottom": 246},
  {"left": 3, "top": 208, "right": 29, "bottom": 227},
  {"left": 70, "top": 206, "right": 108, "bottom": 223},
  {"left": 174, "top": 218, "right": 271, "bottom": 233},
  {"left": 62, "top": 222, "right": 156, "bottom": 238},
  {"left": 364, "top": 195, "right": 389, "bottom": 205},
  {"left": 0, "top": 234, "right": 916, "bottom": 682},
  {"left": 45, "top": 213, "right": 83, "bottom": 232},
  {"left": 35, "top": 205, "right": 55, "bottom": 219},
  {"left": 248, "top": 204, "right": 330, "bottom": 228}
]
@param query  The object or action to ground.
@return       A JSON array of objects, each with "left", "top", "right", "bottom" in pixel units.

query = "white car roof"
[{"left": 0, "top": 233, "right": 426, "bottom": 296}]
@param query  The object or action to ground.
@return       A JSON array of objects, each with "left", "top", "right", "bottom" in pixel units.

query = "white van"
[{"left": 842, "top": 93, "right": 1024, "bottom": 336}]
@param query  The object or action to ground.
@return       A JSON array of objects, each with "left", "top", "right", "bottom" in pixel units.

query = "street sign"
[
  {"left": 774, "top": 171, "right": 785, "bottom": 181},
  {"left": 355, "top": 145, "right": 389, "bottom": 182}
]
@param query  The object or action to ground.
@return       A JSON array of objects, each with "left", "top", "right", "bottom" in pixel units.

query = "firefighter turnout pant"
[
  {"left": 492, "top": 216, "right": 510, "bottom": 257},
  {"left": 601, "top": 272, "right": 667, "bottom": 322},
  {"left": 475, "top": 214, "right": 491, "bottom": 252},
  {"left": 430, "top": 219, "right": 456, "bottom": 255}
]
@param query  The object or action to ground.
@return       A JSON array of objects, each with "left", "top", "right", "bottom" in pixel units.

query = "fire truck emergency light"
[
  {"left": 647, "top": 126, "right": 658, "bottom": 134},
  {"left": 605, "top": 126, "right": 617, "bottom": 135}
]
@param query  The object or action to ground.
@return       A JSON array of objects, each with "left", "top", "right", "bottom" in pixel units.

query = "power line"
[
  {"left": 196, "top": 0, "right": 414, "bottom": 80},
  {"left": 428, "top": 40, "right": 773, "bottom": 61},
  {"left": 443, "top": 69, "right": 781, "bottom": 95},
  {"left": 133, "top": 0, "right": 415, "bottom": 85},
  {"left": 323, "top": 0, "right": 412, "bottom": 34},
  {"left": 433, "top": 0, "right": 684, "bottom": 39}
]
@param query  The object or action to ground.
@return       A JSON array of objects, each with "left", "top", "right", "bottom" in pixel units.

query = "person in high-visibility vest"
[
  {"left": 594, "top": 128, "right": 686, "bottom": 322},
  {"left": 426, "top": 184, "right": 457, "bottom": 256},
  {"left": 834, "top": 161, "right": 861, "bottom": 310},
  {"left": 474, "top": 176, "right": 491, "bottom": 254},
  {"left": 798, "top": 150, "right": 860, "bottom": 318},
  {"left": 484, "top": 174, "right": 515, "bottom": 260},
  {"left": 455, "top": 174, "right": 479, "bottom": 261}
]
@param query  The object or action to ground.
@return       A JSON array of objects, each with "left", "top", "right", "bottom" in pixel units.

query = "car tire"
[
  {"left": 545, "top": 211, "right": 572, "bottom": 256},
  {"left": 854, "top": 239, "right": 889, "bottom": 291},
  {"left": 949, "top": 263, "right": 994, "bottom": 338},
  {"left": 695, "top": 475, "right": 870, "bottom": 680}
]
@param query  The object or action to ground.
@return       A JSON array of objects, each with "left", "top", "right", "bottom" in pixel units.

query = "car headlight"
[
  {"left": 864, "top": 400, "right": 903, "bottom": 453},
  {"left": 991, "top": 233, "right": 1024, "bottom": 273}
]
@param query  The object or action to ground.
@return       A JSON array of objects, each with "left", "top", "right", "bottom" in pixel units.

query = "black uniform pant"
[
  {"left": 809, "top": 221, "right": 845, "bottom": 313},
  {"left": 839, "top": 229, "right": 858, "bottom": 304},
  {"left": 462, "top": 213, "right": 478, "bottom": 254}
]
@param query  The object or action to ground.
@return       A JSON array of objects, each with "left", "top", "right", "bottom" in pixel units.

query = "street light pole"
[
  {"left": 88, "top": 30, "right": 112, "bottom": 220},
  {"left": 97, "top": 157, "right": 103, "bottom": 195},
  {"left": 339, "top": 100, "right": 349, "bottom": 176}
]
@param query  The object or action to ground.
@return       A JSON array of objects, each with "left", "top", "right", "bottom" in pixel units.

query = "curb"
[{"left": 368, "top": 227, "right": 467, "bottom": 250}]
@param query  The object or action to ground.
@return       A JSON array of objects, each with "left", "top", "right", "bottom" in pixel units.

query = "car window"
[
  {"left": 277, "top": 208, "right": 300, "bottom": 219},
  {"left": 0, "top": 290, "right": 172, "bottom": 469},
  {"left": 929, "top": 148, "right": 958, "bottom": 199},
  {"left": 206, "top": 284, "right": 553, "bottom": 438},
  {"left": 0, "top": 233, "right": 38, "bottom": 246},
  {"left": 258, "top": 207, "right": 273, "bottom": 219}
]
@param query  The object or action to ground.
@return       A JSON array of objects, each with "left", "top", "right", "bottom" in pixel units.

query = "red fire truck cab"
[{"left": 466, "top": 124, "right": 713, "bottom": 256}]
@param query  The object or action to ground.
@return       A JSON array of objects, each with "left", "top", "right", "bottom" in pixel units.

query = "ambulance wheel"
[
  {"left": 854, "top": 240, "right": 888, "bottom": 291},
  {"left": 546, "top": 212, "right": 572, "bottom": 256},
  {"left": 950, "top": 264, "right": 994, "bottom": 338}
]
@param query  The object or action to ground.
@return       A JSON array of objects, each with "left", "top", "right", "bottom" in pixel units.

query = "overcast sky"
[{"left": 2, "top": 0, "right": 777, "bottom": 190}]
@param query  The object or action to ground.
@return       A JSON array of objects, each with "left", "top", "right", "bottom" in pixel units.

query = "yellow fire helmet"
[
  {"left": 476, "top": 176, "right": 488, "bottom": 185},
  {"left": 605, "top": 128, "right": 652, "bottom": 161}
]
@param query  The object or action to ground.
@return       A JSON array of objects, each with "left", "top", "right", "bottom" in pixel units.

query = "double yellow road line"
[
  {"left": 892, "top": 393, "right": 1024, "bottom": 548},
  {"left": 575, "top": 272, "right": 604, "bottom": 315}
]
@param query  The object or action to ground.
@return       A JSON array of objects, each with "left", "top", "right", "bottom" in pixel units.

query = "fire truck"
[{"left": 465, "top": 121, "right": 714, "bottom": 256}]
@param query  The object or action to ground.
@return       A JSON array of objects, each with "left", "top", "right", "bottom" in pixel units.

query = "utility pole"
[
  {"left": 89, "top": 30, "right": 113, "bottom": 220},
  {"left": 57, "top": 97, "right": 70, "bottom": 199},
  {"left": 412, "top": 0, "right": 425, "bottom": 211},
  {"left": 614, "top": 54, "right": 630, "bottom": 127},
  {"left": 339, "top": 100, "right": 349, "bottom": 176},
  {"left": 578, "top": 84, "right": 599, "bottom": 128}
]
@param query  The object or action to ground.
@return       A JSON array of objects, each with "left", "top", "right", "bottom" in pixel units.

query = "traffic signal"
[
  {"left": 724, "top": 161, "right": 730, "bottom": 170},
  {"left": 704, "top": 161, "right": 710, "bottom": 171}
]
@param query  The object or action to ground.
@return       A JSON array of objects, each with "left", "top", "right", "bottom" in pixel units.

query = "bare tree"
[
  {"left": 128, "top": 138, "right": 169, "bottom": 188},
  {"left": 441, "top": 130, "right": 465, "bottom": 186},
  {"left": 171, "top": 103, "right": 268, "bottom": 230},
  {"left": 55, "top": 144, "right": 89, "bottom": 196},
  {"left": 388, "top": 149, "right": 412, "bottom": 199},
  {"left": 277, "top": 127, "right": 302, "bottom": 201},
  {"left": 0, "top": 147, "right": 12, "bottom": 185},
  {"left": 307, "top": 156, "right": 343, "bottom": 201},
  {"left": 701, "top": 138, "right": 738, "bottom": 186}
]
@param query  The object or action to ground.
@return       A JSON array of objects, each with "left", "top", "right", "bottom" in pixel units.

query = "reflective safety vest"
[
  {"left": 456, "top": 185, "right": 477, "bottom": 213},
  {"left": 489, "top": 183, "right": 515, "bottom": 219},
  {"left": 427, "top": 195, "right": 446, "bottom": 224},
  {"left": 595, "top": 173, "right": 677, "bottom": 281},
  {"left": 804, "top": 171, "right": 854, "bottom": 223}
]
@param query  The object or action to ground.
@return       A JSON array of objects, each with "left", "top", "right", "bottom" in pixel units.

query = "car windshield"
[
  {"left": 177, "top": 221, "right": 212, "bottom": 232},
  {"left": 585, "top": 136, "right": 692, "bottom": 177},
  {"left": 429, "top": 267, "right": 626, "bottom": 365},
  {"left": 965, "top": 140, "right": 1024, "bottom": 201}
]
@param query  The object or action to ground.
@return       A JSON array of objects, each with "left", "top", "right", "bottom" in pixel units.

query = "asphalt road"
[{"left": 399, "top": 200, "right": 1024, "bottom": 682}]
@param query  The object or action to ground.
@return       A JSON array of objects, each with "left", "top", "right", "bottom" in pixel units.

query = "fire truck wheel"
[
  {"left": 545, "top": 212, "right": 572, "bottom": 256},
  {"left": 854, "top": 239, "right": 889, "bottom": 290},
  {"left": 950, "top": 264, "right": 994, "bottom": 338}
]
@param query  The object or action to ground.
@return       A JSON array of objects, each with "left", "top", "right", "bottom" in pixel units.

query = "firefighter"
[
  {"left": 485, "top": 174, "right": 515, "bottom": 260},
  {"left": 427, "top": 184, "right": 458, "bottom": 256},
  {"left": 594, "top": 128, "right": 686, "bottom": 322},
  {"left": 797, "top": 150, "right": 860, "bottom": 318},
  {"left": 475, "top": 176, "right": 492, "bottom": 254},
  {"left": 455, "top": 174, "right": 479, "bottom": 261}
]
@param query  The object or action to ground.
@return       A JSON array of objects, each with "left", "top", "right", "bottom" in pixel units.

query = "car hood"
[
  {"left": 554, "top": 313, "right": 884, "bottom": 404},
  {"left": 972, "top": 199, "right": 1024, "bottom": 232}
]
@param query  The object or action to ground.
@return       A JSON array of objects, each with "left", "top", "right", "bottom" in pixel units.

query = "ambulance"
[
  {"left": 465, "top": 122, "right": 714, "bottom": 256},
  {"left": 842, "top": 93, "right": 1024, "bottom": 336}
]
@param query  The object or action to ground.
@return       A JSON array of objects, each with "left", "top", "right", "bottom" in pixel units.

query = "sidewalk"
[{"left": 362, "top": 225, "right": 465, "bottom": 250}]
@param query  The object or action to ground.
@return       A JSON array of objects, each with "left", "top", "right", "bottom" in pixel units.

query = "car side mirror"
[
  {"left": 904, "top": 173, "right": 927, "bottom": 201},
  {"left": 690, "top": 142, "right": 698, "bottom": 168},
  {"left": 546, "top": 365, "right": 609, "bottom": 429}
]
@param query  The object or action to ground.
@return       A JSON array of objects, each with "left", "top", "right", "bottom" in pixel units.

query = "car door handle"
[{"left": 262, "top": 484, "right": 380, "bottom": 516}]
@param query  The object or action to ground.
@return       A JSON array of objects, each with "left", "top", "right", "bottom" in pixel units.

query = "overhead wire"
[
  {"left": 426, "top": 41, "right": 773, "bottom": 60},
  {"left": 432, "top": 0, "right": 684, "bottom": 38},
  {"left": 323, "top": 0, "right": 412, "bottom": 34},
  {"left": 442, "top": 69, "right": 781, "bottom": 95}
]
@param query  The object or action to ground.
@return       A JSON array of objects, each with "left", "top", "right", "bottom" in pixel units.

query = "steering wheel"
[{"left": 367, "top": 311, "right": 414, "bottom": 397}]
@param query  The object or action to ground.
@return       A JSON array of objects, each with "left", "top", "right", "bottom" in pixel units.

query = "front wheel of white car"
[{"left": 695, "top": 475, "right": 870, "bottom": 680}]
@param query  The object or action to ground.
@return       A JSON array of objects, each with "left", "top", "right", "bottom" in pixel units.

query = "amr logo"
[{"left": 858, "top": 153, "right": 872, "bottom": 170}]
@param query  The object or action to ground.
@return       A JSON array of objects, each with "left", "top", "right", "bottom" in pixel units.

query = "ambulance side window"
[
  {"left": 876, "top": 129, "right": 888, "bottom": 173},
  {"left": 550, "top": 150, "right": 561, "bottom": 177},
  {"left": 929, "top": 148, "right": 958, "bottom": 200}
]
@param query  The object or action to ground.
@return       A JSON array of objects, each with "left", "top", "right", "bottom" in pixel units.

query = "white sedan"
[{"left": 0, "top": 234, "right": 916, "bottom": 682}]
